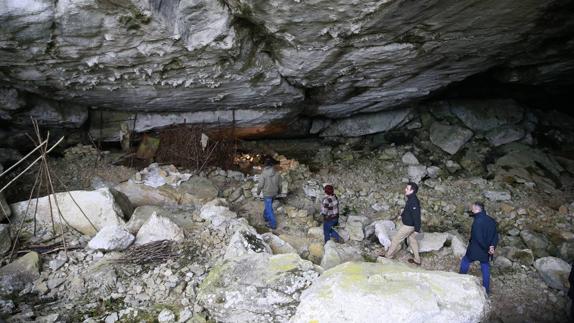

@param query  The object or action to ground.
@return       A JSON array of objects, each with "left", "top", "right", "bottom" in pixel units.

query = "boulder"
[
  {"left": 0, "top": 224, "right": 11, "bottom": 256},
  {"left": 483, "top": 191, "right": 512, "bottom": 202},
  {"left": 320, "top": 241, "right": 364, "bottom": 270},
  {"left": 485, "top": 126, "right": 525, "bottom": 147},
  {"left": 498, "top": 247, "right": 534, "bottom": 266},
  {"left": 0, "top": 252, "right": 41, "bottom": 296},
  {"left": 373, "top": 220, "right": 396, "bottom": 251},
  {"left": 126, "top": 205, "right": 196, "bottom": 234},
  {"left": 401, "top": 152, "right": 419, "bottom": 165},
  {"left": 448, "top": 232, "right": 467, "bottom": 258},
  {"left": 307, "top": 227, "right": 324, "bottom": 241},
  {"left": 408, "top": 165, "right": 428, "bottom": 184},
  {"left": 346, "top": 215, "right": 368, "bottom": 241},
  {"left": 10, "top": 188, "right": 125, "bottom": 236},
  {"left": 291, "top": 262, "right": 489, "bottom": 323},
  {"left": 450, "top": 99, "right": 524, "bottom": 132},
  {"left": 418, "top": 232, "right": 449, "bottom": 253},
  {"left": 261, "top": 233, "right": 297, "bottom": 255},
  {"left": 158, "top": 309, "right": 176, "bottom": 323},
  {"left": 320, "top": 108, "right": 412, "bottom": 137},
  {"left": 134, "top": 212, "right": 185, "bottom": 245},
  {"left": 87, "top": 225, "right": 134, "bottom": 251},
  {"left": 533, "top": 257, "right": 571, "bottom": 291},
  {"left": 178, "top": 177, "right": 219, "bottom": 203},
  {"left": 224, "top": 230, "right": 271, "bottom": 260},
  {"left": 520, "top": 230, "right": 549, "bottom": 258},
  {"left": 493, "top": 256, "right": 513, "bottom": 274},
  {"left": 429, "top": 122, "right": 474, "bottom": 155},
  {"left": 197, "top": 253, "right": 320, "bottom": 323},
  {"left": 493, "top": 144, "right": 564, "bottom": 189},
  {"left": 200, "top": 200, "right": 238, "bottom": 228},
  {"left": 114, "top": 180, "right": 184, "bottom": 207}
]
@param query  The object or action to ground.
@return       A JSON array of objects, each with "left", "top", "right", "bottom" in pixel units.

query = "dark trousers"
[
  {"left": 323, "top": 219, "right": 341, "bottom": 244},
  {"left": 460, "top": 256, "right": 491, "bottom": 294}
]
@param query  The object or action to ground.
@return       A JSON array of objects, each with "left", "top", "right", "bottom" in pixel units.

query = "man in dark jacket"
[
  {"left": 385, "top": 182, "right": 422, "bottom": 265},
  {"left": 459, "top": 201, "right": 499, "bottom": 295}
]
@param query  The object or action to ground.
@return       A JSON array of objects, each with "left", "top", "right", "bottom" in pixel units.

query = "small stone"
[
  {"left": 158, "top": 308, "right": 175, "bottom": 322},
  {"left": 401, "top": 152, "right": 419, "bottom": 165}
]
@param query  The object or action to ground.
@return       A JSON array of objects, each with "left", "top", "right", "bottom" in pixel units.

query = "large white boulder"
[
  {"left": 373, "top": 220, "right": 396, "bottom": 251},
  {"left": 533, "top": 257, "right": 571, "bottom": 291},
  {"left": 261, "top": 233, "right": 297, "bottom": 255},
  {"left": 88, "top": 225, "right": 134, "bottom": 251},
  {"left": 418, "top": 232, "right": 449, "bottom": 253},
  {"left": 224, "top": 230, "right": 271, "bottom": 260},
  {"left": 346, "top": 215, "right": 368, "bottom": 241},
  {"left": 291, "top": 262, "right": 489, "bottom": 323},
  {"left": 200, "top": 199, "right": 238, "bottom": 228},
  {"left": 134, "top": 212, "right": 184, "bottom": 245},
  {"left": 197, "top": 253, "right": 320, "bottom": 323},
  {"left": 10, "top": 188, "right": 125, "bottom": 236},
  {"left": 320, "top": 241, "right": 364, "bottom": 270},
  {"left": 448, "top": 231, "right": 468, "bottom": 257}
]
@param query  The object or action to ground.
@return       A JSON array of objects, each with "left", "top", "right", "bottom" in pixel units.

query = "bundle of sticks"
[{"left": 113, "top": 240, "right": 176, "bottom": 265}]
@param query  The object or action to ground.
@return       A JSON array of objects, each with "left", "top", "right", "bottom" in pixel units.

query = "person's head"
[
  {"left": 405, "top": 182, "right": 418, "bottom": 196},
  {"left": 471, "top": 201, "right": 485, "bottom": 214},
  {"left": 264, "top": 157, "right": 275, "bottom": 167},
  {"left": 324, "top": 184, "right": 334, "bottom": 196}
]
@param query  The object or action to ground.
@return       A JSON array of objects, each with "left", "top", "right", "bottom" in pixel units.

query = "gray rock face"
[
  {"left": 320, "top": 108, "right": 412, "bottom": 137},
  {"left": 430, "top": 122, "right": 474, "bottom": 155},
  {"left": 450, "top": 99, "right": 525, "bottom": 132},
  {"left": 197, "top": 253, "right": 320, "bottom": 323},
  {"left": 1, "top": 0, "right": 571, "bottom": 135}
]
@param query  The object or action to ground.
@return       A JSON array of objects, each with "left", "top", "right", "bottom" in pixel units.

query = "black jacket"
[
  {"left": 401, "top": 194, "right": 421, "bottom": 233},
  {"left": 465, "top": 211, "right": 499, "bottom": 263}
]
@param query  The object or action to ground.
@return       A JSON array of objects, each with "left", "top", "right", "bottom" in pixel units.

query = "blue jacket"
[
  {"left": 465, "top": 211, "right": 499, "bottom": 263},
  {"left": 401, "top": 194, "right": 421, "bottom": 233}
]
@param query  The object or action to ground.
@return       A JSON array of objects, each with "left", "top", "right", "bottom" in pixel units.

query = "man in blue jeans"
[
  {"left": 256, "top": 158, "right": 282, "bottom": 230},
  {"left": 459, "top": 201, "right": 499, "bottom": 295},
  {"left": 321, "top": 184, "right": 343, "bottom": 244}
]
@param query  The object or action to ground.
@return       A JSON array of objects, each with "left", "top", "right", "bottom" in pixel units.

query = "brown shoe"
[
  {"left": 408, "top": 258, "right": 421, "bottom": 266},
  {"left": 332, "top": 237, "right": 344, "bottom": 244}
]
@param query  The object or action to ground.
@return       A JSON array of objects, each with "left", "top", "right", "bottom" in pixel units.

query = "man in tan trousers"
[{"left": 384, "top": 182, "right": 422, "bottom": 265}]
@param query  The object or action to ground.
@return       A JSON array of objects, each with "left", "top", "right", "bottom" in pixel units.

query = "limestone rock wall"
[{"left": 0, "top": 0, "right": 573, "bottom": 141}]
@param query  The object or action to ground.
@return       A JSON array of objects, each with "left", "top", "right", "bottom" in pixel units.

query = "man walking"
[
  {"left": 384, "top": 182, "right": 422, "bottom": 265},
  {"left": 256, "top": 157, "right": 282, "bottom": 230},
  {"left": 459, "top": 201, "right": 499, "bottom": 295},
  {"left": 321, "top": 184, "right": 343, "bottom": 244}
]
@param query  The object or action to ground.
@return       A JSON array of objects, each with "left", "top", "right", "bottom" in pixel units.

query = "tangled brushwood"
[
  {"left": 155, "top": 125, "right": 236, "bottom": 172},
  {"left": 114, "top": 240, "right": 177, "bottom": 265}
]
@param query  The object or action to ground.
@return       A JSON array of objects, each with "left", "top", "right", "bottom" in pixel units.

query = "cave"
[{"left": 0, "top": 1, "right": 573, "bottom": 322}]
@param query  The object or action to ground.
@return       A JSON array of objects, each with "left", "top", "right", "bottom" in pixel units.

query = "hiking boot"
[
  {"left": 334, "top": 237, "right": 344, "bottom": 244},
  {"left": 408, "top": 258, "right": 421, "bottom": 266}
]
